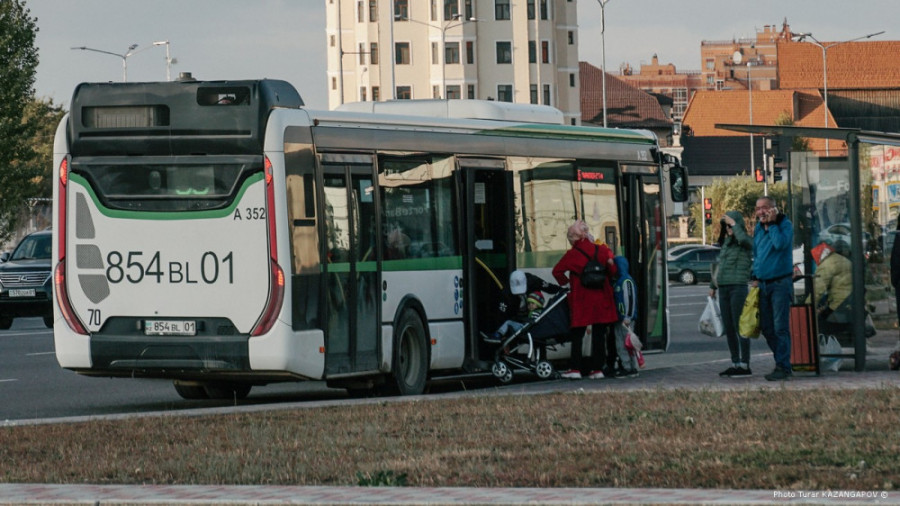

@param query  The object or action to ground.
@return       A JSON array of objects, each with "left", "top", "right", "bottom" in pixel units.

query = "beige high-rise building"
[{"left": 325, "top": 0, "right": 580, "bottom": 124}]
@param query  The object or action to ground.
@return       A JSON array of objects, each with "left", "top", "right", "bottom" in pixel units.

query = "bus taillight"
[
  {"left": 251, "top": 260, "right": 284, "bottom": 336},
  {"left": 55, "top": 261, "right": 88, "bottom": 335},
  {"left": 57, "top": 158, "right": 68, "bottom": 260},
  {"left": 251, "top": 155, "right": 283, "bottom": 336}
]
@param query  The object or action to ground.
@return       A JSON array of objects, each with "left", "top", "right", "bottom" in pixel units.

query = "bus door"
[
  {"left": 458, "top": 160, "right": 513, "bottom": 363},
  {"left": 620, "top": 167, "right": 668, "bottom": 351},
  {"left": 321, "top": 158, "right": 380, "bottom": 375}
]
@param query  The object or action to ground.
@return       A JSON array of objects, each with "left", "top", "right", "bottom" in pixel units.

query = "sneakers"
[
  {"left": 587, "top": 370, "right": 605, "bottom": 379},
  {"left": 480, "top": 331, "right": 501, "bottom": 344},
  {"left": 560, "top": 369, "right": 582, "bottom": 379},
  {"left": 729, "top": 367, "right": 752, "bottom": 378},
  {"left": 719, "top": 366, "right": 738, "bottom": 377},
  {"left": 764, "top": 368, "right": 792, "bottom": 381},
  {"left": 616, "top": 368, "right": 638, "bottom": 379},
  {"left": 720, "top": 366, "right": 753, "bottom": 378}
]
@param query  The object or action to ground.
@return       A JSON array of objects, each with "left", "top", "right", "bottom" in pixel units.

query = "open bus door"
[
  {"left": 458, "top": 161, "right": 514, "bottom": 369},
  {"left": 621, "top": 169, "right": 669, "bottom": 352}
]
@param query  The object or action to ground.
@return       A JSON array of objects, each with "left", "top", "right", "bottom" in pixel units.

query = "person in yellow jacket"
[{"left": 810, "top": 241, "right": 852, "bottom": 334}]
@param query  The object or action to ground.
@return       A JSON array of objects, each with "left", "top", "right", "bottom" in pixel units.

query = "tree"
[
  {"left": 0, "top": 0, "right": 40, "bottom": 243},
  {"left": 24, "top": 97, "right": 66, "bottom": 198}
]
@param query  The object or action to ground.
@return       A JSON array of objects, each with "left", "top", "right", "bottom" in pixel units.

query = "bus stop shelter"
[{"left": 716, "top": 124, "right": 900, "bottom": 371}]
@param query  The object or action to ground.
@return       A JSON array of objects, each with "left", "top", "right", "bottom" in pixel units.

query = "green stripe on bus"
[
  {"left": 68, "top": 172, "right": 264, "bottom": 220},
  {"left": 326, "top": 257, "right": 463, "bottom": 273}
]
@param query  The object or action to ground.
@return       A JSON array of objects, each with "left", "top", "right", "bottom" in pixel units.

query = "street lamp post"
[
  {"left": 792, "top": 30, "right": 884, "bottom": 155},
  {"left": 152, "top": 40, "right": 176, "bottom": 82},
  {"left": 396, "top": 13, "right": 475, "bottom": 99},
  {"left": 71, "top": 44, "right": 138, "bottom": 82},
  {"left": 71, "top": 42, "right": 172, "bottom": 82},
  {"left": 597, "top": 0, "right": 612, "bottom": 127}
]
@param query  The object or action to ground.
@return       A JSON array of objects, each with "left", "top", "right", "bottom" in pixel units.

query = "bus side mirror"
[{"left": 669, "top": 164, "right": 688, "bottom": 203}]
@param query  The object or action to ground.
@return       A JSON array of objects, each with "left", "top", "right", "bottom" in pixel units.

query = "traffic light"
[
  {"left": 704, "top": 211, "right": 713, "bottom": 225},
  {"left": 703, "top": 198, "right": 712, "bottom": 225},
  {"left": 755, "top": 167, "right": 766, "bottom": 183},
  {"left": 772, "top": 157, "right": 784, "bottom": 182}
]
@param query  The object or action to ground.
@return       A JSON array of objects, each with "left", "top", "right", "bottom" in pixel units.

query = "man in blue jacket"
[{"left": 752, "top": 196, "right": 794, "bottom": 381}]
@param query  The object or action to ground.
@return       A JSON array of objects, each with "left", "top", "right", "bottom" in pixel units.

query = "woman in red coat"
[{"left": 552, "top": 220, "right": 618, "bottom": 379}]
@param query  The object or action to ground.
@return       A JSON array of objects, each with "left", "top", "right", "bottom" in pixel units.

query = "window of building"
[
  {"left": 530, "top": 84, "right": 538, "bottom": 104},
  {"left": 467, "top": 84, "right": 475, "bottom": 99},
  {"left": 369, "top": 0, "right": 378, "bottom": 21},
  {"left": 568, "top": 31, "right": 574, "bottom": 45},
  {"left": 432, "top": 42, "right": 439, "bottom": 64},
  {"left": 396, "top": 42, "right": 410, "bottom": 64},
  {"left": 464, "top": 0, "right": 473, "bottom": 19},
  {"left": 447, "top": 85, "right": 461, "bottom": 99},
  {"left": 396, "top": 86, "right": 412, "bottom": 99},
  {"left": 445, "top": 42, "right": 460, "bottom": 64},
  {"left": 543, "top": 84, "right": 551, "bottom": 105},
  {"left": 395, "top": 0, "right": 408, "bottom": 19},
  {"left": 705, "top": 58, "right": 714, "bottom": 70},
  {"left": 332, "top": 77, "right": 337, "bottom": 90},
  {"left": 497, "top": 84, "right": 513, "bottom": 102},
  {"left": 569, "top": 73, "right": 575, "bottom": 87},
  {"left": 370, "top": 42, "right": 379, "bottom": 64},
  {"left": 495, "top": 0, "right": 510, "bottom": 20},
  {"left": 433, "top": 85, "right": 441, "bottom": 99},
  {"left": 444, "top": 0, "right": 459, "bottom": 20},
  {"left": 330, "top": 35, "right": 335, "bottom": 47},
  {"left": 528, "top": 41, "right": 536, "bottom": 63},
  {"left": 540, "top": 0, "right": 548, "bottom": 19},
  {"left": 541, "top": 40, "right": 549, "bottom": 63},
  {"left": 466, "top": 40, "right": 475, "bottom": 64},
  {"left": 431, "top": 0, "right": 438, "bottom": 20},
  {"left": 571, "top": 118, "right": 576, "bottom": 126},
  {"left": 360, "top": 87, "right": 367, "bottom": 101},
  {"left": 358, "top": 1, "right": 365, "bottom": 22},
  {"left": 496, "top": 41, "right": 512, "bottom": 64},
  {"left": 372, "top": 86, "right": 380, "bottom": 101},
  {"left": 527, "top": 0, "right": 535, "bottom": 19},
  {"left": 359, "top": 43, "right": 366, "bottom": 65}
]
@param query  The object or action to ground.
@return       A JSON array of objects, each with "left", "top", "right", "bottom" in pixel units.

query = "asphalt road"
[{"left": 0, "top": 283, "right": 745, "bottom": 423}]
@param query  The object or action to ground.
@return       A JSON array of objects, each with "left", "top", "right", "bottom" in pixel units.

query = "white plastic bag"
[
  {"left": 818, "top": 334, "right": 843, "bottom": 372},
  {"left": 699, "top": 296, "right": 724, "bottom": 337}
]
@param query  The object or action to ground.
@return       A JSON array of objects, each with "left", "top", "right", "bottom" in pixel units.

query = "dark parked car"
[
  {"left": 0, "top": 229, "right": 53, "bottom": 329},
  {"left": 667, "top": 246, "right": 720, "bottom": 285}
]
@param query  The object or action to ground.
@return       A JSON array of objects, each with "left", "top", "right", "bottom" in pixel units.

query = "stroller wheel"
[
  {"left": 492, "top": 361, "right": 514, "bottom": 383},
  {"left": 535, "top": 360, "right": 554, "bottom": 379}
]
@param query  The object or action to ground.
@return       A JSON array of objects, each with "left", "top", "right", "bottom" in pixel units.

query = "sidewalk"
[{"left": 2, "top": 337, "right": 898, "bottom": 505}]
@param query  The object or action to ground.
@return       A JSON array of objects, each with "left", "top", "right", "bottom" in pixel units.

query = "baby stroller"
[{"left": 490, "top": 289, "right": 571, "bottom": 383}]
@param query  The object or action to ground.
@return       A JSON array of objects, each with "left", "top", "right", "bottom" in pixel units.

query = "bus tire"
[
  {"left": 204, "top": 383, "right": 252, "bottom": 400},
  {"left": 173, "top": 381, "right": 209, "bottom": 400},
  {"left": 388, "top": 308, "right": 429, "bottom": 396}
]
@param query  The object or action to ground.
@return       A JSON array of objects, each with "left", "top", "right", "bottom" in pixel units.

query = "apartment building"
[{"left": 325, "top": 0, "right": 581, "bottom": 124}]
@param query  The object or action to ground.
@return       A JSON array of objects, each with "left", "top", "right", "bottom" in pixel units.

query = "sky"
[{"left": 28, "top": 0, "right": 897, "bottom": 111}]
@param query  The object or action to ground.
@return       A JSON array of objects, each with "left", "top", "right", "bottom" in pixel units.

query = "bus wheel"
[
  {"left": 204, "top": 383, "right": 252, "bottom": 400},
  {"left": 389, "top": 308, "right": 429, "bottom": 396},
  {"left": 173, "top": 381, "right": 209, "bottom": 400}
]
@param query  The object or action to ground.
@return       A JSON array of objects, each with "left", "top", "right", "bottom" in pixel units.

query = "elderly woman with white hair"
[{"left": 552, "top": 220, "right": 618, "bottom": 379}]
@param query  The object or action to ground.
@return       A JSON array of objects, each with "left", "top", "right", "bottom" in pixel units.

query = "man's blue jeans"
[{"left": 758, "top": 276, "right": 793, "bottom": 372}]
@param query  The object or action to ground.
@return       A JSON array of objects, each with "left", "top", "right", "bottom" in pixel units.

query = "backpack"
[{"left": 575, "top": 245, "right": 607, "bottom": 289}]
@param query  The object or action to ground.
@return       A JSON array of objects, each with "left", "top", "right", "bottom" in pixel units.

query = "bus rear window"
[{"left": 73, "top": 162, "right": 258, "bottom": 211}]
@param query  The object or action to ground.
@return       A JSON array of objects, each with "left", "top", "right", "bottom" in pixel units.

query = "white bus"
[{"left": 52, "top": 79, "right": 687, "bottom": 399}]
